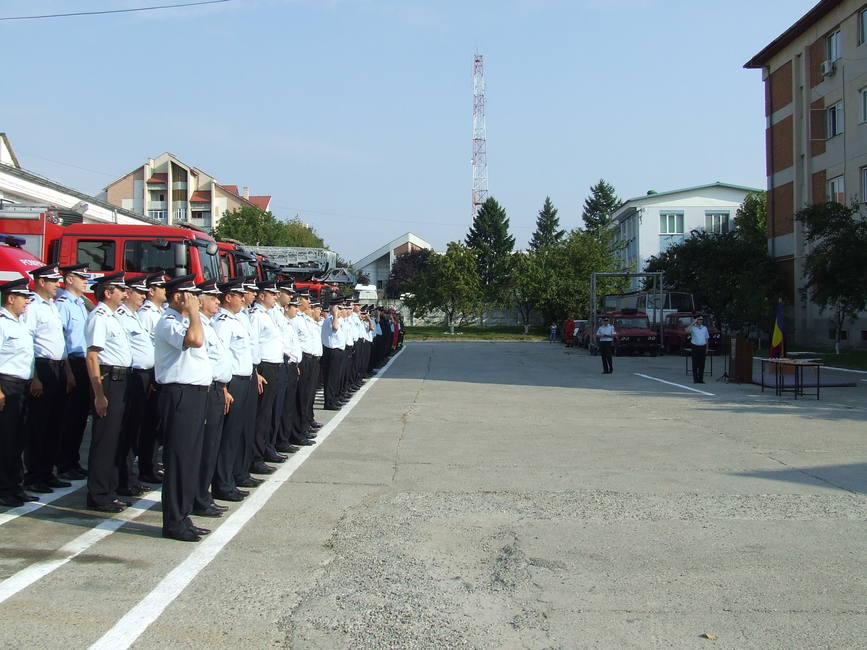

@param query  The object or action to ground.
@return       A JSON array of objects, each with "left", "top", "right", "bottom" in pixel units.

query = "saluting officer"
[
  {"left": 210, "top": 278, "right": 253, "bottom": 503},
  {"left": 55, "top": 264, "right": 92, "bottom": 481},
  {"left": 237, "top": 276, "right": 265, "bottom": 490},
  {"left": 84, "top": 271, "right": 133, "bottom": 513},
  {"left": 0, "top": 278, "right": 37, "bottom": 507},
  {"left": 320, "top": 299, "right": 345, "bottom": 411},
  {"left": 249, "top": 281, "right": 283, "bottom": 475},
  {"left": 154, "top": 275, "right": 211, "bottom": 542},
  {"left": 136, "top": 273, "right": 168, "bottom": 484},
  {"left": 271, "top": 283, "right": 302, "bottom": 454},
  {"left": 193, "top": 280, "right": 232, "bottom": 518},
  {"left": 115, "top": 275, "right": 155, "bottom": 498},
  {"left": 277, "top": 291, "right": 309, "bottom": 450},
  {"left": 292, "top": 290, "right": 323, "bottom": 438},
  {"left": 21, "top": 264, "right": 73, "bottom": 494}
]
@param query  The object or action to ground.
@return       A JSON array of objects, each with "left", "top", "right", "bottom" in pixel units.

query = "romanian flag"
[{"left": 770, "top": 301, "right": 785, "bottom": 358}]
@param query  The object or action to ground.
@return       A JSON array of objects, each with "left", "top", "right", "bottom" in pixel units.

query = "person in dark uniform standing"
[
  {"left": 0, "top": 278, "right": 37, "bottom": 507},
  {"left": 689, "top": 315, "right": 710, "bottom": 384},
  {"left": 115, "top": 275, "right": 154, "bottom": 498},
  {"left": 55, "top": 264, "right": 91, "bottom": 480},
  {"left": 84, "top": 272, "right": 133, "bottom": 513},
  {"left": 210, "top": 278, "right": 253, "bottom": 503},
  {"left": 21, "top": 264, "right": 73, "bottom": 494},
  {"left": 154, "top": 275, "right": 211, "bottom": 542},
  {"left": 193, "top": 280, "right": 232, "bottom": 518},
  {"left": 596, "top": 316, "right": 616, "bottom": 374}
]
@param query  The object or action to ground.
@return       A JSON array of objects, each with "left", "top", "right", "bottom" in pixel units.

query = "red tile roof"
[
  {"left": 221, "top": 184, "right": 239, "bottom": 195},
  {"left": 248, "top": 195, "right": 271, "bottom": 210},
  {"left": 146, "top": 173, "right": 168, "bottom": 184},
  {"left": 190, "top": 190, "right": 212, "bottom": 202}
]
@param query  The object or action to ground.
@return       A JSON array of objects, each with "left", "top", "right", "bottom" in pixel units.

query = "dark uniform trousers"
[
  {"left": 599, "top": 341, "right": 614, "bottom": 373},
  {"left": 212, "top": 374, "right": 250, "bottom": 495},
  {"left": 57, "top": 355, "right": 89, "bottom": 473},
  {"left": 340, "top": 344, "right": 354, "bottom": 396},
  {"left": 235, "top": 373, "right": 258, "bottom": 483},
  {"left": 118, "top": 367, "right": 153, "bottom": 490},
  {"left": 297, "top": 353, "right": 317, "bottom": 432},
  {"left": 322, "top": 347, "right": 344, "bottom": 408},
  {"left": 253, "top": 361, "right": 280, "bottom": 464},
  {"left": 195, "top": 382, "right": 225, "bottom": 511},
  {"left": 138, "top": 384, "right": 162, "bottom": 477},
  {"left": 23, "top": 358, "right": 66, "bottom": 484},
  {"left": 0, "top": 375, "right": 28, "bottom": 499},
  {"left": 692, "top": 345, "right": 707, "bottom": 382},
  {"left": 87, "top": 367, "right": 129, "bottom": 506},
  {"left": 271, "top": 360, "right": 290, "bottom": 452},
  {"left": 279, "top": 361, "right": 300, "bottom": 447},
  {"left": 159, "top": 382, "right": 207, "bottom": 535}
]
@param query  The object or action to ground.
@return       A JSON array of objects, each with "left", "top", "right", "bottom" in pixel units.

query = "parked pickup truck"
[{"left": 662, "top": 312, "right": 722, "bottom": 354}]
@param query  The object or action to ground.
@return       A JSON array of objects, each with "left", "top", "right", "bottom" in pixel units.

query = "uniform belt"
[
  {"left": 211, "top": 381, "right": 227, "bottom": 390},
  {"left": 35, "top": 358, "right": 64, "bottom": 367},
  {"left": 100, "top": 365, "right": 130, "bottom": 376},
  {"left": 232, "top": 374, "right": 252, "bottom": 380},
  {"left": 302, "top": 352, "right": 314, "bottom": 359},
  {"left": 161, "top": 382, "right": 209, "bottom": 392},
  {"left": 259, "top": 360, "right": 282, "bottom": 366},
  {"left": 0, "top": 373, "right": 28, "bottom": 385}
]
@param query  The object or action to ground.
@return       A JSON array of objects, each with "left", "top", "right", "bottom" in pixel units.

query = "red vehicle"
[
  {"left": 0, "top": 205, "right": 221, "bottom": 285},
  {"left": 0, "top": 233, "right": 46, "bottom": 285},
  {"left": 590, "top": 309, "right": 659, "bottom": 356},
  {"left": 663, "top": 312, "right": 722, "bottom": 355}
]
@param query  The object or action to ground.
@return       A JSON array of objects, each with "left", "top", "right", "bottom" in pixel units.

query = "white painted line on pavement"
[
  {"left": 823, "top": 365, "right": 867, "bottom": 374},
  {"left": 0, "top": 491, "right": 160, "bottom": 604},
  {"left": 634, "top": 372, "right": 715, "bottom": 396},
  {"left": 89, "top": 346, "right": 406, "bottom": 650},
  {"left": 0, "top": 480, "right": 86, "bottom": 528}
]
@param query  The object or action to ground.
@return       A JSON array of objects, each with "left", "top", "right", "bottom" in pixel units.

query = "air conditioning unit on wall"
[{"left": 821, "top": 59, "right": 836, "bottom": 77}]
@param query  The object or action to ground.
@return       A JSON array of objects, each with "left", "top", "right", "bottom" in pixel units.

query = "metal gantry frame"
[{"left": 588, "top": 272, "right": 664, "bottom": 354}]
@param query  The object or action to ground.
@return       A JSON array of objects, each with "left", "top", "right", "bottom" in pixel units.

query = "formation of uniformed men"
[{"left": 0, "top": 266, "right": 403, "bottom": 543}]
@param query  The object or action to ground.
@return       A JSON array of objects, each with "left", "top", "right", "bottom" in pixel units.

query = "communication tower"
[{"left": 471, "top": 53, "right": 488, "bottom": 216}]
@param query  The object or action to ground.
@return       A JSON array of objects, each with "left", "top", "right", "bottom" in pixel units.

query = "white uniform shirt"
[
  {"left": 21, "top": 293, "right": 66, "bottom": 360},
  {"left": 689, "top": 324, "right": 709, "bottom": 347},
  {"left": 154, "top": 308, "right": 211, "bottom": 386},
  {"left": 202, "top": 312, "right": 232, "bottom": 383},
  {"left": 290, "top": 311, "right": 319, "bottom": 356},
  {"left": 137, "top": 300, "right": 164, "bottom": 342},
  {"left": 239, "top": 308, "right": 259, "bottom": 365},
  {"left": 0, "top": 307, "right": 34, "bottom": 380},
  {"left": 85, "top": 302, "right": 133, "bottom": 367},
  {"left": 249, "top": 303, "right": 282, "bottom": 363},
  {"left": 212, "top": 307, "right": 253, "bottom": 377},
  {"left": 321, "top": 314, "right": 344, "bottom": 350},
  {"left": 55, "top": 289, "right": 88, "bottom": 358},
  {"left": 116, "top": 304, "right": 155, "bottom": 370},
  {"left": 271, "top": 306, "right": 302, "bottom": 363},
  {"left": 596, "top": 324, "right": 615, "bottom": 342}
]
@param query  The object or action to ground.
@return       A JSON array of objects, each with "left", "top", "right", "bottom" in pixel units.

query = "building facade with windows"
[
  {"left": 611, "top": 183, "right": 760, "bottom": 290},
  {"left": 353, "top": 232, "right": 434, "bottom": 296},
  {"left": 100, "top": 152, "right": 271, "bottom": 230},
  {"left": 745, "top": 0, "right": 867, "bottom": 345}
]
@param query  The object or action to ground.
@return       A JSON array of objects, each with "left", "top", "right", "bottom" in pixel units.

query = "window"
[
  {"left": 174, "top": 208, "right": 187, "bottom": 221},
  {"left": 861, "top": 88, "right": 867, "bottom": 123},
  {"left": 124, "top": 240, "right": 183, "bottom": 274},
  {"left": 377, "top": 280, "right": 383, "bottom": 289},
  {"left": 827, "top": 29, "right": 841, "bottom": 61},
  {"left": 705, "top": 211, "right": 731, "bottom": 234},
  {"left": 827, "top": 102, "right": 844, "bottom": 137},
  {"left": 147, "top": 210, "right": 167, "bottom": 222},
  {"left": 827, "top": 175, "right": 845, "bottom": 203},
  {"left": 860, "top": 9, "right": 867, "bottom": 45},
  {"left": 862, "top": 167, "right": 867, "bottom": 203},
  {"left": 77, "top": 240, "right": 116, "bottom": 271},
  {"left": 659, "top": 212, "right": 684, "bottom": 234}
]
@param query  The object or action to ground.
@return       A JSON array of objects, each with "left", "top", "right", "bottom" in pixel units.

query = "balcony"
[
  {"left": 147, "top": 210, "right": 167, "bottom": 223},
  {"left": 147, "top": 201, "right": 167, "bottom": 210}
]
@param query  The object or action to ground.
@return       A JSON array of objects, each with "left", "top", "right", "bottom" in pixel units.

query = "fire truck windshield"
[
  {"left": 124, "top": 240, "right": 188, "bottom": 275},
  {"left": 199, "top": 243, "right": 221, "bottom": 282},
  {"left": 615, "top": 317, "right": 650, "bottom": 329}
]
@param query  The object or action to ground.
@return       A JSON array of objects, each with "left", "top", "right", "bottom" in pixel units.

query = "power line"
[{"left": 0, "top": 0, "right": 231, "bottom": 22}]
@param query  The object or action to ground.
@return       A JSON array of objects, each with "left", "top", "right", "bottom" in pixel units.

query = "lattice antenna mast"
[{"left": 471, "top": 53, "right": 488, "bottom": 216}]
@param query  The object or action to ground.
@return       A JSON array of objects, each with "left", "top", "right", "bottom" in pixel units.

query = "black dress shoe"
[
  {"left": 57, "top": 468, "right": 86, "bottom": 480},
  {"left": 234, "top": 488, "right": 250, "bottom": 496},
  {"left": 24, "top": 482, "right": 53, "bottom": 494},
  {"left": 139, "top": 472, "right": 164, "bottom": 484},
  {"left": 117, "top": 485, "right": 145, "bottom": 497},
  {"left": 276, "top": 444, "right": 299, "bottom": 453},
  {"left": 162, "top": 528, "right": 200, "bottom": 542},
  {"left": 0, "top": 494, "right": 24, "bottom": 508},
  {"left": 14, "top": 491, "right": 39, "bottom": 502},
  {"left": 191, "top": 506, "right": 223, "bottom": 518},
  {"left": 237, "top": 476, "right": 263, "bottom": 488},
  {"left": 188, "top": 525, "right": 211, "bottom": 536},
  {"left": 210, "top": 502, "right": 229, "bottom": 511},
  {"left": 306, "top": 432, "right": 318, "bottom": 439},
  {"left": 324, "top": 404, "right": 342, "bottom": 411},
  {"left": 310, "top": 422, "right": 323, "bottom": 430},
  {"left": 87, "top": 499, "right": 125, "bottom": 513},
  {"left": 212, "top": 489, "right": 244, "bottom": 502},
  {"left": 45, "top": 475, "right": 72, "bottom": 488},
  {"left": 264, "top": 452, "right": 286, "bottom": 464},
  {"left": 293, "top": 438, "right": 316, "bottom": 446},
  {"left": 250, "top": 462, "right": 276, "bottom": 475}
]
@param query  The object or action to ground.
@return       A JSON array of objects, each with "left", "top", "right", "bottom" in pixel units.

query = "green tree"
[
  {"left": 644, "top": 231, "right": 781, "bottom": 333},
  {"left": 528, "top": 197, "right": 564, "bottom": 251},
  {"left": 282, "top": 218, "right": 326, "bottom": 247},
  {"left": 385, "top": 248, "right": 433, "bottom": 299},
  {"left": 796, "top": 201, "right": 867, "bottom": 353},
  {"left": 214, "top": 207, "right": 326, "bottom": 247},
  {"left": 404, "top": 242, "right": 481, "bottom": 334},
  {"left": 465, "top": 196, "right": 515, "bottom": 305},
  {"left": 735, "top": 191, "right": 768, "bottom": 249},
  {"left": 581, "top": 179, "right": 622, "bottom": 234}
]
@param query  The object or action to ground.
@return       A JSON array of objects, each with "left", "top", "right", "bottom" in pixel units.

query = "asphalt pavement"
[{"left": 1, "top": 341, "right": 865, "bottom": 649}]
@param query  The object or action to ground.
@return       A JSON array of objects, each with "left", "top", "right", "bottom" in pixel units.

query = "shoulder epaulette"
[
  {"left": 217, "top": 313, "right": 228, "bottom": 321},
  {"left": 56, "top": 295, "right": 68, "bottom": 303},
  {"left": 165, "top": 315, "right": 177, "bottom": 321}
]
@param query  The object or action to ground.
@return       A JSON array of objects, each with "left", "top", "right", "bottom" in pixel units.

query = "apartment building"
[
  {"left": 100, "top": 152, "right": 271, "bottom": 230},
  {"left": 745, "top": 0, "right": 867, "bottom": 345},
  {"left": 611, "top": 182, "right": 759, "bottom": 290}
]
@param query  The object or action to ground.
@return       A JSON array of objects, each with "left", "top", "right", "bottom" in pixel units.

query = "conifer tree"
[
  {"left": 465, "top": 197, "right": 515, "bottom": 303},
  {"left": 528, "top": 196, "right": 564, "bottom": 251},
  {"left": 581, "top": 179, "right": 622, "bottom": 234}
]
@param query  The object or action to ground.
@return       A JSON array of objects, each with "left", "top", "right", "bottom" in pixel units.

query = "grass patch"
[{"left": 404, "top": 325, "right": 548, "bottom": 341}]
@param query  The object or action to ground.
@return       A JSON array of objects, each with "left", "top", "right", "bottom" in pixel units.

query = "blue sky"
[{"left": 2, "top": 0, "right": 818, "bottom": 262}]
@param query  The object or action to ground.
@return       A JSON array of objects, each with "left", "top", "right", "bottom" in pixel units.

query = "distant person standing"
[
  {"left": 689, "top": 315, "right": 709, "bottom": 384},
  {"left": 596, "top": 316, "right": 616, "bottom": 374}
]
